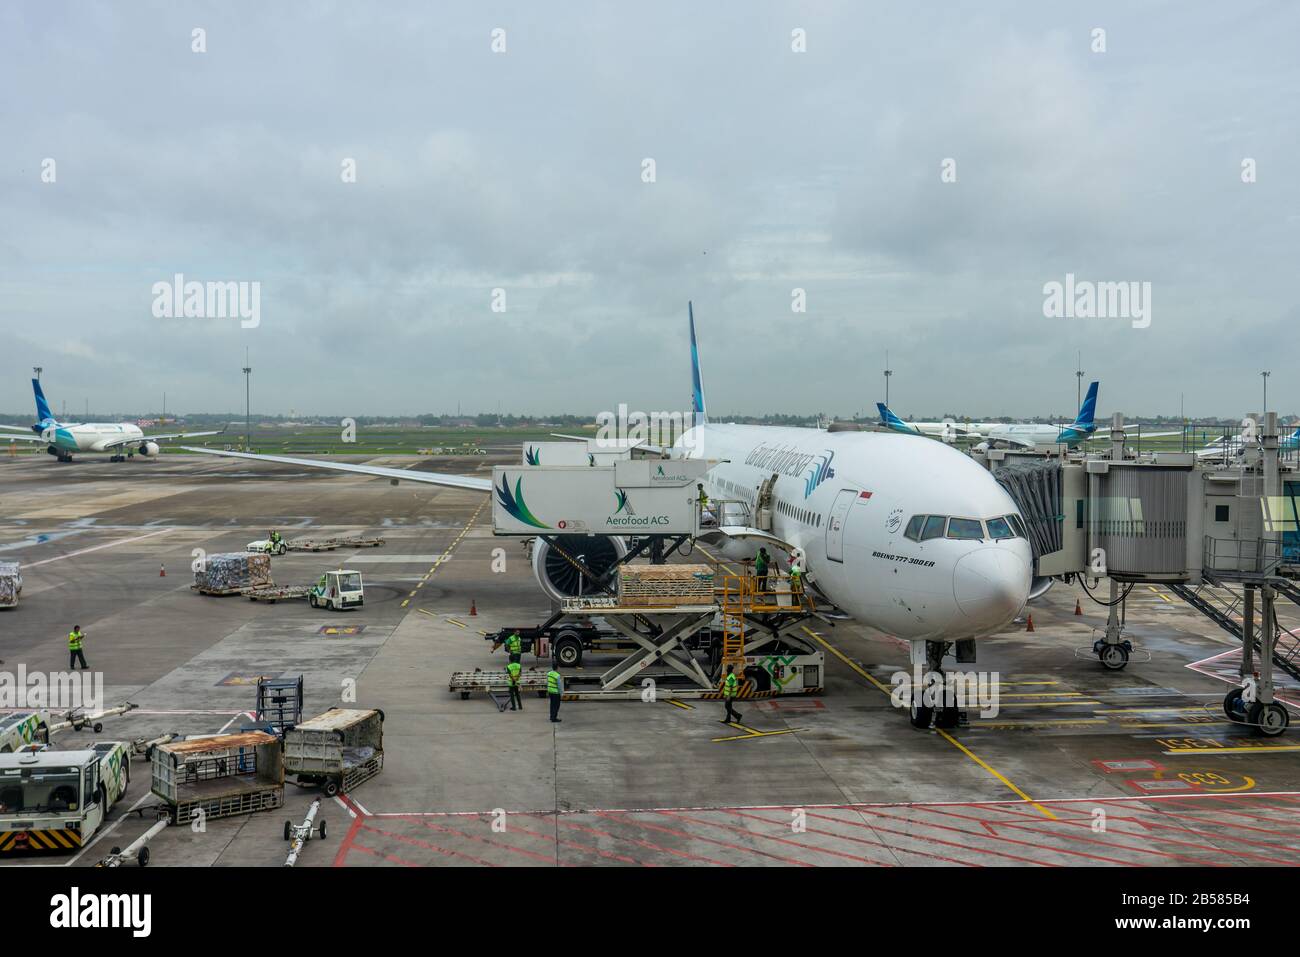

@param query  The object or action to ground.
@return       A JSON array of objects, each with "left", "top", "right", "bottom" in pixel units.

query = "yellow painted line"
[
  {"left": 712, "top": 728, "right": 805, "bottom": 743},
  {"left": 663, "top": 699, "right": 694, "bottom": 710},
  {"left": 417, "top": 607, "right": 437, "bottom": 618},
  {"left": 446, "top": 618, "right": 467, "bottom": 629},
  {"left": 1164, "top": 746, "right": 1300, "bottom": 754},
  {"left": 398, "top": 500, "right": 486, "bottom": 618},
  {"left": 1119, "top": 721, "right": 1232, "bottom": 729},
  {"left": 1096, "top": 707, "right": 1214, "bottom": 714},
  {"left": 972, "top": 718, "right": 1107, "bottom": 727},
  {"left": 990, "top": 692, "right": 1086, "bottom": 698},
  {"left": 800, "top": 626, "right": 1056, "bottom": 820},
  {"left": 401, "top": 599, "right": 410, "bottom": 608},
  {"left": 991, "top": 700, "right": 1102, "bottom": 708}
]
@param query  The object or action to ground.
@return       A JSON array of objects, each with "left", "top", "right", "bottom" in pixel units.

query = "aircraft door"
[{"left": 825, "top": 489, "right": 857, "bottom": 563}]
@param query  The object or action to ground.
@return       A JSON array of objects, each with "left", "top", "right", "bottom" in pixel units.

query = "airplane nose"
[{"left": 953, "top": 548, "right": 1029, "bottom": 629}]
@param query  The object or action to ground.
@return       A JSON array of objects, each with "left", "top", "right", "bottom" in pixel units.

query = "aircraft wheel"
[
  {"left": 909, "top": 700, "right": 933, "bottom": 729},
  {"left": 935, "top": 706, "right": 961, "bottom": 729},
  {"left": 1099, "top": 644, "right": 1129, "bottom": 670},
  {"left": 1249, "top": 702, "right": 1290, "bottom": 738}
]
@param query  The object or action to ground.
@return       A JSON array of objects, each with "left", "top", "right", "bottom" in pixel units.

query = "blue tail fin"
[
  {"left": 688, "top": 302, "right": 708, "bottom": 426},
  {"left": 32, "top": 378, "right": 55, "bottom": 426},
  {"left": 1073, "top": 381, "right": 1099, "bottom": 429},
  {"left": 877, "top": 402, "right": 920, "bottom": 435}
]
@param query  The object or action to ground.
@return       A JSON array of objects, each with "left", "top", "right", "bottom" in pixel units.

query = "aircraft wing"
[
  {"left": 99, "top": 429, "right": 225, "bottom": 450},
  {"left": 0, "top": 424, "right": 33, "bottom": 433},
  {"left": 1088, "top": 429, "right": 1182, "bottom": 440},
  {"left": 179, "top": 446, "right": 493, "bottom": 492},
  {"left": 549, "top": 434, "right": 666, "bottom": 456},
  {"left": 0, "top": 432, "right": 46, "bottom": 443}
]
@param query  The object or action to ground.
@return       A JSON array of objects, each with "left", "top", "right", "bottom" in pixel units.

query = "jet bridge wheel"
[
  {"left": 1223, "top": 688, "right": 1247, "bottom": 720},
  {"left": 1098, "top": 643, "right": 1130, "bottom": 671},
  {"left": 1248, "top": 702, "right": 1290, "bottom": 738}
]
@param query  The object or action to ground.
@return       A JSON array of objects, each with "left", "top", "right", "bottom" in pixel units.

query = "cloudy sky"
[{"left": 2, "top": 1, "right": 1296, "bottom": 421}]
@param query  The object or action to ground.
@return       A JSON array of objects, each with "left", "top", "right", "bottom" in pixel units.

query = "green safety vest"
[
  {"left": 723, "top": 673, "right": 738, "bottom": 698},
  {"left": 699, "top": 492, "right": 709, "bottom": 506},
  {"left": 547, "top": 670, "right": 561, "bottom": 694},
  {"left": 68, "top": 631, "right": 83, "bottom": 651},
  {"left": 755, "top": 553, "right": 768, "bottom": 574},
  {"left": 506, "top": 633, "right": 522, "bottom": 654},
  {"left": 507, "top": 662, "right": 521, "bottom": 685}
]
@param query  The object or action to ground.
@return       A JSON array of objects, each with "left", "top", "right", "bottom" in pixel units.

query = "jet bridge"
[{"left": 977, "top": 413, "right": 1300, "bottom": 736}]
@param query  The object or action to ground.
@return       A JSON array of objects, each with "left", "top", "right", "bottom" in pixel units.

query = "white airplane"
[
  {"left": 1194, "top": 426, "right": 1300, "bottom": 461},
  {"left": 0, "top": 378, "right": 223, "bottom": 462},
  {"left": 870, "top": 407, "right": 988, "bottom": 443},
  {"left": 184, "top": 305, "right": 1036, "bottom": 727}
]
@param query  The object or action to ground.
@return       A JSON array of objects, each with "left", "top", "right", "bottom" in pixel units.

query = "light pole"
[
  {"left": 1076, "top": 352, "right": 1084, "bottom": 411},
  {"left": 243, "top": 348, "right": 252, "bottom": 452},
  {"left": 884, "top": 351, "right": 892, "bottom": 408},
  {"left": 1262, "top": 371, "right": 1270, "bottom": 414},
  {"left": 32, "top": 366, "right": 42, "bottom": 382}
]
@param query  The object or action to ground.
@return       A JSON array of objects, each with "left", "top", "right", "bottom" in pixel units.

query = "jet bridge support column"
[{"left": 1095, "top": 413, "right": 1133, "bottom": 670}]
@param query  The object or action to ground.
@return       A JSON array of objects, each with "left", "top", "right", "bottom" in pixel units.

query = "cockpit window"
[
  {"left": 904, "top": 515, "right": 924, "bottom": 541},
  {"left": 1006, "top": 514, "right": 1027, "bottom": 537},
  {"left": 946, "top": 518, "right": 985, "bottom": 540},
  {"left": 986, "top": 517, "right": 1013, "bottom": 540},
  {"left": 921, "top": 515, "right": 947, "bottom": 540}
]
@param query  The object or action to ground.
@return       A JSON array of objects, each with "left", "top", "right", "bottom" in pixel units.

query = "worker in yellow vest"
[
  {"left": 68, "top": 625, "right": 87, "bottom": 670},
  {"left": 721, "top": 663, "right": 741, "bottom": 725},
  {"left": 504, "top": 631, "right": 522, "bottom": 665},
  {"left": 506, "top": 660, "right": 523, "bottom": 712},
  {"left": 547, "top": 665, "right": 563, "bottom": 723}
]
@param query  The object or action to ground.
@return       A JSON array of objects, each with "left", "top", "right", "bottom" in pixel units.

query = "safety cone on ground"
[
  {"left": 159, "top": 563, "right": 166, "bottom": 577},
  {"left": 1025, "top": 615, "right": 1035, "bottom": 632},
  {"left": 1074, "top": 599, "right": 1082, "bottom": 616},
  {"left": 469, "top": 600, "right": 477, "bottom": 616}
]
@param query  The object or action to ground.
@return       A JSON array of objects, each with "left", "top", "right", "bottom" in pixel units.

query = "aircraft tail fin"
[
  {"left": 877, "top": 401, "right": 919, "bottom": 435},
  {"left": 1073, "top": 381, "right": 1099, "bottom": 430},
  {"left": 32, "top": 378, "right": 55, "bottom": 426},
  {"left": 689, "top": 302, "right": 708, "bottom": 426}
]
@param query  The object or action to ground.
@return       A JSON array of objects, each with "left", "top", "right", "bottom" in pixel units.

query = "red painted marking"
[
  {"left": 888, "top": 806, "right": 1141, "bottom": 866},
  {"left": 735, "top": 808, "right": 976, "bottom": 867},
  {"left": 332, "top": 812, "right": 365, "bottom": 867},
  {"left": 497, "top": 818, "right": 649, "bottom": 867},
  {"left": 859, "top": 491, "right": 872, "bottom": 499},
  {"left": 415, "top": 818, "right": 558, "bottom": 866},
  {"left": 660, "top": 809, "right": 894, "bottom": 866},
  {"left": 919, "top": 805, "right": 1225, "bottom": 866},
  {"left": 348, "top": 841, "right": 424, "bottom": 867},
  {"left": 1152, "top": 797, "right": 1300, "bottom": 832},
  {"left": 358, "top": 821, "right": 502, "bottom": 867},
  {"left": 535, "top": 814, "right": 733, "bottom": 867},
  {"left": 803, "top": 808, "right": 1054, "bottom": 866},
  {"left": 976, "top": 802, "right": 1297, "bottom": 866},
  {"left": 594, "top": 811, "right": 814, "bottom": 867}
]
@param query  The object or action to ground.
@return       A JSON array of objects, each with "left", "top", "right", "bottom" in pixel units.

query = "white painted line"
[{"left": 24, "top": 528, "right": 173, "bottom": 567}]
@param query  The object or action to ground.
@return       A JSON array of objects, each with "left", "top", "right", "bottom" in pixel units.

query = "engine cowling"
[
  {"left": 138, "top": 441, "right": 160, "bottom": 457},
  {"left": 530, "top": 535, "right": 628, "bottom": 603}
]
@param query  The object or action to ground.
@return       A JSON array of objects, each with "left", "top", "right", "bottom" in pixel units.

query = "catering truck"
[{"left": 0, "top": 742, "right": 131, "bottom": 853}]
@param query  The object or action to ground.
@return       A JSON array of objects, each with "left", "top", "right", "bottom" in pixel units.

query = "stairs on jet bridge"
[{"left": 1168, "top": 580, "right": 1300, "bottom": 681}]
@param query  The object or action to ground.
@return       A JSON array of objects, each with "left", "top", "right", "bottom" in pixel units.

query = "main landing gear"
[{"left": 910, "top": 639, "right": 963, "bottom": 730}]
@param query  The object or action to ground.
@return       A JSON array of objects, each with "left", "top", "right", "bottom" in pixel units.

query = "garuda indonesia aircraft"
[
  {"left": 0, "top": 378, "right": 222, "bottom": 462},
  {"left": 185, "top": 305, "right": 1035, "bottom": 726}
]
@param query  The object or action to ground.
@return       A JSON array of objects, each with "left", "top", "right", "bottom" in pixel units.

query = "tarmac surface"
[{"left": 1, "top": 452, "right": 1298, "bottom": 867}]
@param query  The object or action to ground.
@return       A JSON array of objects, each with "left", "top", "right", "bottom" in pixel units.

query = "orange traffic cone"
[
  {"left": 469, "top": 600, "right": 477, "bottom": 616},
  {"left": 159, "top": 563, "right": 166, "bottom": 577},
  {"left": 1074, "top": 599, "right": 1083, "bottom": 616},
  {"left": 1025, "top": 615, "right": 1035, "bottom": 632}
]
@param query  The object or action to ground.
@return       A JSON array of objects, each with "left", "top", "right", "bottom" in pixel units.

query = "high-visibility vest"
[
  {"left": 547, "top": 670, "right": 561, "bottom": 695},
  {"left": 506, "top": 662, "right": 521, "bottom": 685},
  {"left": 506, "top": 633, "right": 522, "bottom": 654},
  {"left": 68, "top": 630, "right": 83, "bottom": 651},
  {"left": 723, "top": 673, "right": 738, "bottom": 698},
  {"left": 699, "top": 492, "right": 709, "bottom": 507},
  {"left": 755, "top": 553, "right": 768, "bottom": 574}
]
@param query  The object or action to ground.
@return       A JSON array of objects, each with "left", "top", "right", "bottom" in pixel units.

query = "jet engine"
[
  {"left": 138, "top": 441, "right": 161, "bottom": 457},
  {"left": 530, "top": 534, "right": 628, "bottom": 603}
]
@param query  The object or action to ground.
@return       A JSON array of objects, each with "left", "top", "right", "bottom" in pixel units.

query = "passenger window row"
[{"left": 903, "top": 513, "right": 1026, "bottom": 542}]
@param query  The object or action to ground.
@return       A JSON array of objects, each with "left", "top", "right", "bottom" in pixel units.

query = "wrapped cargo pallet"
[
  {"left": 617, "top": 563, "right": 715, "bottom": 606},
  {"left": 193, "top": 552, "right": 272, "bottom": 595},
  {"left": 0, "top": 562, "right": 21, "bottom": 608}
]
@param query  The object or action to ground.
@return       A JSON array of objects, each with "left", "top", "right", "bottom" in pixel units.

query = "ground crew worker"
[
  {"left": 506, "top": 660, "right": 523, "bottom": 712},
  {"left": 505, "top": 630, "right": 522, "bottom": 665},
  {"left": 68, "top": 625, "right": 87, "bottom": 670},
  {"left": 755, "top": 547, "right": 771, "bottom": 595},
  {"left": 547, "top": 664, "right": 563, "bottom": 723},
  {"left": 697, "top": 483, "right": 709, "bottom": 510},
  {"left": 789, "top": 561, "right": 803, "bottom": 597},
  {"left": 721, "top": 664, "right": 741, "bottom": 725}
]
